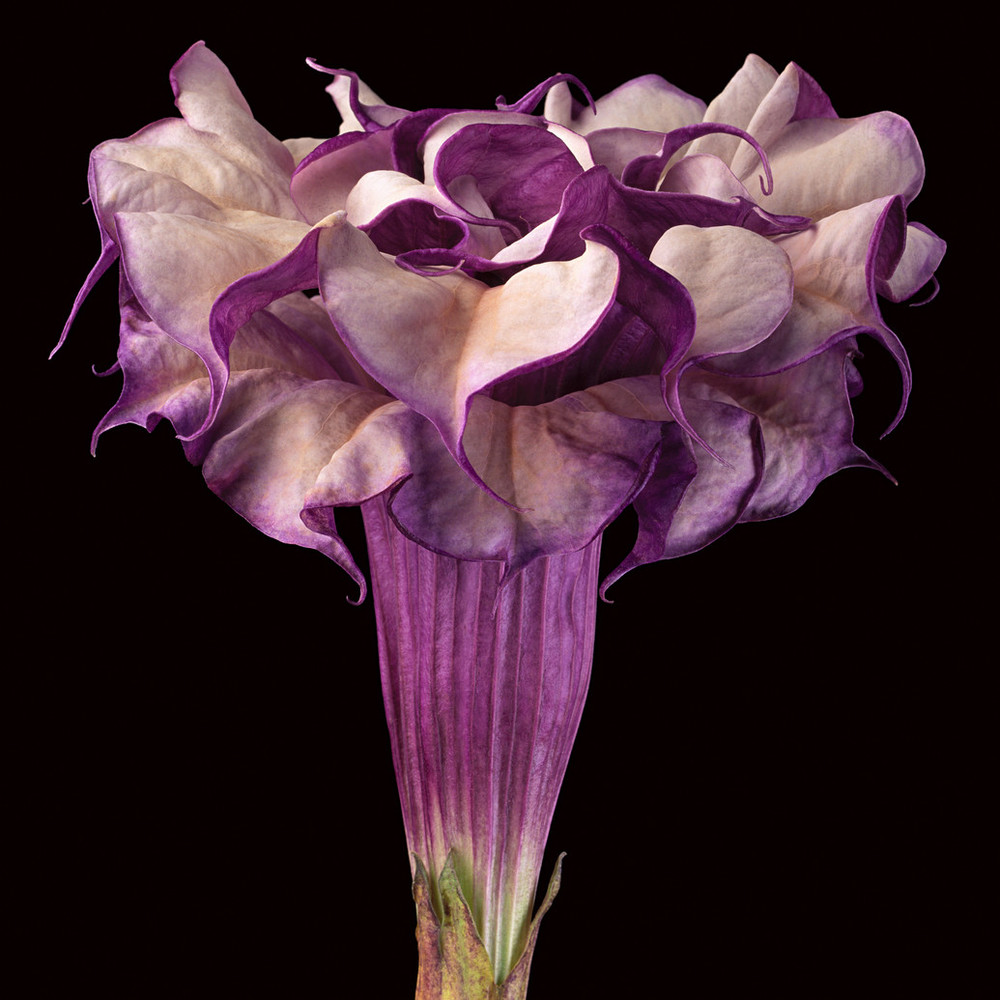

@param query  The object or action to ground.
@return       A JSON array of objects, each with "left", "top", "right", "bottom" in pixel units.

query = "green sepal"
[{"left": 412, "top": 851, "right": 564, "bottom": 1000}]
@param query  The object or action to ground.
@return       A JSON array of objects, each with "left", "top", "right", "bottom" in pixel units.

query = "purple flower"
[{"left": 60, "top": 44, "right": 943, "bottom": 996}]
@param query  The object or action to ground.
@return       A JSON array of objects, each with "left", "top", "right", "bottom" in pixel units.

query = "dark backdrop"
[{"left": 23, "top": 10, "right": 983, "bottom": 998}]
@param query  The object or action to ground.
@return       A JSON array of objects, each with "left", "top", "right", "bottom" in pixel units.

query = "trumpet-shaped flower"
[{"left": 60, "top": 43, "right": 943, "bottom": 998}]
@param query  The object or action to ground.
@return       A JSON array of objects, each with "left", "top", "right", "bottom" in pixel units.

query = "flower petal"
[
  {"left": 95, "top": 288, "right": 370, "bottom": 451},
  {"left": 650, "top": 224, "right": 793, "bottom": 359},
  {"left": 315, "top": 67, "right": 409, "bottom": 132},
  {"left": 308, "top": 389, "right": 663, "bottom": 575},
  {"left": 604, "top": 391, "right": 768, "bottom": 593},
  {"left": 345, "top": 168, "right": 508, "bottom": 258},
  {"left": 727, "top": 61, "right": 838, "bottom": 181},
  {"left": 584, "top": 127, "right": 667, "bottom": 180},
  {"left": 653, "top": 398, "right": 763, "bottom": 554},
  {"left": 420, "top": 111, "right": 593, "bottom": 190},
  {"left": 705, "top": 196, "right": 916, "bottom": 409},
  {"left": 691, "top": 341, "right": 886, "bottom": 522},
  {"left": 544, "top": 74, "right": 706, "bottom": 135},
  {"left": 879, "top": 222, "right": 947, "bottom": 303},
  {"left": 115, "top": 209, "right": 312, "bottom": 437},
  {"left": 432, "top": 122, "right": 586, "bottom": 236},
  {"left": 658, "top": 153, "right": 810, "bottom": 236},
  {"left": 688, "top": 53, "right": 780, "bottom": 163},
  {"left": 92, "top": 42, "right": 301, "bottom": 228},
  {"left": 290, "top": 129, "right": 396, "bottom": 223},
  {"left": 755, "top": 113, "right": 924, "bottom": 219},
  {"left": 92, "top": 287, "right": 206, "bottom": 448},
  {"left": 190, "top": 369, "right": 391, "bottom": 594},
  {"left": 493, "top": 223, "right": 696, "bottom": 406},
  {"left": 316, "top": 217, "right": 619, "bottom": 498}
]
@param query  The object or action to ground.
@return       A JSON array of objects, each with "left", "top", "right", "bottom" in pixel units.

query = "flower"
[
  {"left": 59, "top": 44, "right": 943, "bottom": 600},
  {"left": 59, "top": 43, "right": 943, "bottom": 995}
]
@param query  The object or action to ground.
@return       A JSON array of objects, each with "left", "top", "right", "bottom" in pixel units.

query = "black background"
[{"left": 21, "top": 8, "right": 985, "bottom": 998}]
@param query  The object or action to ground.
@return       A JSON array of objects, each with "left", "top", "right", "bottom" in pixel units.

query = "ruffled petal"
[
  {"left": 705, "top": 196, "right": 915, "bottom": 403},
  {"left": 649, "top": 224, "right": 793, "bottom": 359},
  {"left": 584, "top": 127, "right": 667, "bottom": 180},
  {"left": 654, "top": 398, "right": 763, "bottom": 554},
  {"left": 604, "top": 392, "right": 766, "bottom": 592},
  {"left": 658, "top": 153, "right": 810, "bottom": 236},
  {"left": 345, "top": 168, "right": 508, "bottom": 259},
  {"left": 637, "top": 398, "right": 762, "bottom": 557},
  {"left": 420, "top": 111, "right": 593, "bottom": 189},
  {"left": 544, "top": 74, "right": 705, "bottom": 135},
  {"left": 492, "top": 224, "right": 695, "bottom": 406},
  {"left": 316, "top": 217, "right": 619, "bottom": 497},
  {"left": 652, "top": 224, "right": 794, "bottom": 452},
  {"left": 190, "top": 370, "right": 392, "bottom": 595},
  {"left": 879, "top": 222, "right": 947, "bottom": 303},
  {"left": 54, "top": 228, "right": 118, "bottom": 357},
  {"left": 114, "top": 210, "right": 312, "bottom": 437},
  {"left": 290, "top": 129, "right": 397, "bottom": 223},
  {"left": 495, "top": 72, "right": 594, "bottom": 115},
  {"left": 754, "top": 113, "right": 924, "bottom": 219},
  {"left": 432, "top": 122, "right": 586, "bottom": 236},
  {"left": 262, "top": 293, "right": 378, "bottom": 387},
  {"left": 313, "top": 66, "right": 410, "bottom": 133},
  {"left": 95, "top": 288, "right": 368, "bottom": 450},
  {"left": 688, "top": 54, "right": 780, "bottom": 163},
  {"left": 690, "top": 341, "right": 885, "bottom": 522},
  {"left": 282, "top": 136, "right": 325, "bottom": 167},
  {"left": 92, "top": 42, "right": 301, "bottom": 228},
  {"left": 92, "top": 283, "right": 206, "bottom": 447},
  {"left": 205, "top": 217, "right": 382, "bottom": 388},
  {"left": 727, "top": 61, "right": 838, "bottom": 181},
  {"left": 307, "top": 389, "right": 663, "bottom": 576}
]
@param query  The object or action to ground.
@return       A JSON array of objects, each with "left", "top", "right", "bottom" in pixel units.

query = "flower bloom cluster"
[{"left": 61, "top": 43, "right": 944, "bottom": 597}]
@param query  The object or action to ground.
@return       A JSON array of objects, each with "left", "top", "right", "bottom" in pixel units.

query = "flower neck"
[{"left": 362, "top": 496, "right": 600, "bottom": 987}]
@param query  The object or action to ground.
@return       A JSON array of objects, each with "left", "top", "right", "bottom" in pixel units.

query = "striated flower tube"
[{"left": 363, "top": 495, "right": 599, "bottom": 995}]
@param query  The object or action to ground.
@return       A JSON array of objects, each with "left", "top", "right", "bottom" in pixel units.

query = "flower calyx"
[{"left": 413, "top": 852, "right": 563, "bottom": 1000}]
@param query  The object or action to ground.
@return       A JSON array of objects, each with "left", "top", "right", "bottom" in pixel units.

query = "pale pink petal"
[
  {"left": 189, "top": 370, "right": 391, "bottom": 594},
  {"left": 650, "top": 224, "right": 793, "bottom": 359},
  {"left": 688, "top": 54, "right": 780, "bottom": 163},
  {"left": 264, "top": 293, "right": 381, "bottom": 389},
  {"left": 91, "top": 42, "right": 302, "bottom": 226},
  {"left": 543, "top": 75, "right": 705, "bottom": 135},
  {"left": 307, "top": 389, "right": 663, "bottom": 575},
  {"left": 282, "top": 136, "right": 326, "bottom": 167},
  {"left": 652, "top": 398, "right": 762, "bottom": 553},
  {"left": 115, "top": 210, "right": 312, "bottom": 437},
  {"left": 316, "top": 218, "right": 619, "bottom": 496},
  {"left": 658, "top": 153, "right": 810, "bottom": 234},
  {"left": 718, "top": 343, "right": 886, "bottom": 520},
  {"left": 94, "top": 289, "right": 370, "bottom": 452},
  {"left": 728, "top": 61, "right": 837, "bottom": 180},
  {"left": 304, "top": 400, "right": 424, "bottom": 510},
  {"left": 345, "top": 168, "right": 508, "bottom": 259},
  {"left": 585, "top": 127, "right": 666, "bottom": 179},
  {"left": 92, "top": 289, "right": 206, "bottom": 447},
  {"left": 315, "top": 67, "right": 409, "bottom": 132},
  {"left": 702, "top": 195, "right": 915, "bottom": 433},
  {"left": 880, "top": 223, "right": 947, "bottom": 303},
  {"left": 290, "top": 129, "right": 397, "bottom": 223},
  {"left": 754, "top": 113, "right": 924, "bottom": 219},
  {"left": 603, "top": 398, "right": 762, "bottom": 590}
]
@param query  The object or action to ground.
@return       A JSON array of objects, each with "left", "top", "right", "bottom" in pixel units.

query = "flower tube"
[{"left": 59, "top": 43, "right": 944, "bottom": 997}]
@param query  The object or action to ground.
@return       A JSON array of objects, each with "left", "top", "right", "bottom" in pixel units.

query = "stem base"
[{"left": 413, "top": 853, "right": 564, "bottom": 1000}]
